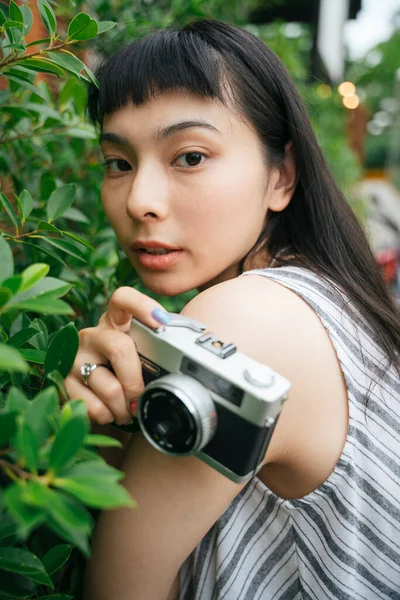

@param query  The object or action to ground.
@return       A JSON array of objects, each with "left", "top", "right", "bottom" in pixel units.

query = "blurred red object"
[{"left": 376, "top": 248, "right": 398, "bottom": 284}]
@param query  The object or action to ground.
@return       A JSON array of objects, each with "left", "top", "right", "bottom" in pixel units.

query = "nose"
[{"left": 126, "top": 163, "right": 169, "bottom": 222}]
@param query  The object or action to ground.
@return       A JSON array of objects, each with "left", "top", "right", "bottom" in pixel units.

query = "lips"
[{"left": 131, "top": 240, "right": 183, "bottom": 270}]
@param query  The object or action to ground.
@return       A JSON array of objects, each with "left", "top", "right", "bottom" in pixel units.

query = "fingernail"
[
  {"left": 130, "top": 400, "right": 138, "bottom": 416},
  {"left": 151, "top": 308, "right": 171, "bottom": 325}
]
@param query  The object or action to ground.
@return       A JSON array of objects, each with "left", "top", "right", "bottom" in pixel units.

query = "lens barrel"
[{"left": 138, "top": 373, "right": 217, "bottom": 456}]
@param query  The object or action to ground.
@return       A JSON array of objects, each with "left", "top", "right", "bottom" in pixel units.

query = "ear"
[{"left": 267, "top": 141, "right": 297, "bottom": 212}]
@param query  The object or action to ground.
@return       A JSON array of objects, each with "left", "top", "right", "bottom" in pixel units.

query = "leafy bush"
[{"left": 0, "top": 4, "right": 139, "bottom": 598}]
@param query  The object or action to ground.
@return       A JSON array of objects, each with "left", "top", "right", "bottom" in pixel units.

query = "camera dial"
[{"left": 138, "top": 373, "right": 217, "bottom": 456}]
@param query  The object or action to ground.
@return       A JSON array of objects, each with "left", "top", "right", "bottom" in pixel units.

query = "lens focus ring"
[{"left": 138, "top": 373, "right": 217, "bottom": 456}]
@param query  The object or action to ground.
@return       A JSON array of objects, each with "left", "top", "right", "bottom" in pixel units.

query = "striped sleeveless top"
[{"left": 179, "top": 266, "right": 400, "bottom": 599}]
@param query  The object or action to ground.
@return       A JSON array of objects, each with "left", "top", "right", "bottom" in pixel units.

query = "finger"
[
  {"left": 75, "top": 365, "right": 133, "bottom": 426},
  {"left": 75, "top": 328, "right": 144, "bottom": 411},
  {"left": 100, "top": 286, "right": 171, "bottom": 332},
  {"left": 65, "top": 374, "right": 115, "bottom": 425}
]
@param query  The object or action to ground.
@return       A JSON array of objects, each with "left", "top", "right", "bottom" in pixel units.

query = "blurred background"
[{"left": 1, "top": 0, "right": 400, "bottom": 312}]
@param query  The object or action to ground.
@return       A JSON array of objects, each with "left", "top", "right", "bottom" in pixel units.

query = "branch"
[{"left": 0, "top": 40, "right": 68, "bottom": 70}]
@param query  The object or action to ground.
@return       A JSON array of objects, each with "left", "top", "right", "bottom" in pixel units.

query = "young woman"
[{"left": 65, "top": 20, "right": 400, "bottom": 600}]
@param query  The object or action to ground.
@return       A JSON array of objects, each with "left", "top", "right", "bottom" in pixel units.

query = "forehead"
[{"left": 101, "top": 90, "right": 250, "bottom": 140}]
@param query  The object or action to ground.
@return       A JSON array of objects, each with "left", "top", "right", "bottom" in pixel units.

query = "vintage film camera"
[{"left": 125, "top": 313, "right": 290, "bottom": 483}]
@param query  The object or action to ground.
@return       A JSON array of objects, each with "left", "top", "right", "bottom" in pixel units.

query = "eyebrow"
[{"left": 99, "top": 120, "right": 221, "bottom": 146}]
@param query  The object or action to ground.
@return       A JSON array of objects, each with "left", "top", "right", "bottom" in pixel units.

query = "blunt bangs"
[{"left": 87, "top": 29, "right": 226, "bottom": 127}]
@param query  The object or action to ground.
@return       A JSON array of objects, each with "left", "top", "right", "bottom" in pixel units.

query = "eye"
[
  {"left": 103, "top": 158, "right": 131, "bottom": 173},
  {"left": 174, "top": 152, "right": 206, "bottom": 168}
]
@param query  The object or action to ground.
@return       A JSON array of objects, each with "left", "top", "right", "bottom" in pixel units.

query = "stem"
[
  {"left": 0, "top": 458, "right": 30, "bottom": 481},
  {"left": 0, "top": 123, "right": 81, "bottom": 145},
  {"left": 3, "top": 229, "right": 40, "bottom": 240},
  {"left": 0, "top": 40, "right": 68, "bottom": 70}
]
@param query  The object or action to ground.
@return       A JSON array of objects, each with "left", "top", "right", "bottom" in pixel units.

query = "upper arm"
[
  {"left": 181, "top": 275, "right": 348, "bottom": 473},
  {"left": 85, "top": 275, "right": 348, "bottom": 599}
]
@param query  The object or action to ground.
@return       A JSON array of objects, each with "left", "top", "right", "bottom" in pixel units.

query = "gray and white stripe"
[{"left": 179, "top": 267, "right": 400, "bottom": 599}]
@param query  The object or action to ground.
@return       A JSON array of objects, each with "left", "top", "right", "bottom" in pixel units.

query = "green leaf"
[
  {"left": 80, "top": 64, "right": 98, "bottom": 88},
  {"left": 0, "top": 192, "right": 19, "bottom": 229},
  {"left": 0, "top": 344, "right": 29, "bottom": 372},
  {"left": 47, "top": 184, "right": 76, "bottom": 222},
  {"left": 26, "top": 37, "right": 51, "bottom": 48},
  {"left": 19, "top": 240, "right": 67, "bottom": 267},
  {"left": 19, "top": 4, "right": 33, "bottom": 35},
  {"left": 18, "top": 348, "right": 46, "bottom": 363},
  {"left": 0, "top": 410, "right": 18, "bottom": 446},
  {"left": 65, "top": 126, "right": 97, "bottom": 139},
  {"left": 62, "top": 207, "right": 90, "bottom": 224},
  {"left": 44, "top": 510, "right": 90, "bottom": 557},
  {"left": 0, "top": 569, "right": 36, "bottom": 599},
  {"left": 60, "top": 399, "right": 87, "bottom": 428},
  {"left": 62, "top": 460, "right": 123, "bottom": 481},
  {"left": 59, "top": 230, "right": 94, "bottom": 251},
  {"left": 2, "top": 275, "right": 22, "bottom": 294},
  {"left": 21, "top": 482, "right": 92, "bottom": 533},
  {"left": 0, "top": 286, "right": 13, "bottom": 309},
  {"left": 46, "top": 51, "right": 86, "bottom": 78},
  {"left": 46, "top": 369, "right": 68, "bottom": 404},
  {"left": 18, "top": 189, "right": 34, "bottom": 222},
  {"left": 44, "top": 322, "right": 78, "bottom": 378},
  {"left": 20, "top": 263, "right": 49, "bottom": 292},
  {"left": 38, "top": 221, "right": 62, "bottom": 234},
  {"left": 13, "top": 417, "right": 39, "bottom": 472},
  {"left": 54, "top": 475, "right": 136, "bottom": 509},
  {"left": 84, "top": 434, "right": 123, "bottom": 448},
  {"left": 37, "top": 0, "right": 57, "bottom": 37},
  {"left": 7, "top": 326, "right": 39, "bottom": 348},
  {"left": 41, "top": 544, "right": 72, "bottom": 576},
  {"left": 0, "top": 236, "right": 14, "bottom": 284},
  {"left": 9, "top": 1, "right": 24, "bottom": 24},
  {"left": 49, "top": 416, "right": 88, "bottom": 471},
  {"left": 0, "top": 511, "right": 19, "bottom": 543},
  {"left": 12, "top": 297, "right": 74, "bottom": 316},
  {"left": 97, "top": 21, "right": 117, "bottom": 34},
  {"left": 6, "top": 386, "right": 30, "bottom": 413},
  {"left": 5, "top": 73, "right": 48, "bottom": 101},
  {"left": 16, "top": 57, "right": 65, "bottom": 77},
  {"left": 22, "top": 102, "right": 64, "bottom": 121},
  {"left": 67, "top": 12, "right": 98, "bottom": 41},
  {"left": 0, "top": 546, "right": 53, "bottom": 587},
  {"left": 3, "top": 20, "right": 24, "bottom": 29},
  {"left": 3, "top": 483, "right": 45, "bottom": 532},
  {"left": 25, "top": 387, "right": 59, "bottom": 446},
  {"left": 38, "top": 236, "right": 86, "bottom": 263},
  {"left": 11, "top": 277, "right": 71, "bottom": 304},
  {"left": 0, "top": 7, "right": 6, "bottom": 26}
]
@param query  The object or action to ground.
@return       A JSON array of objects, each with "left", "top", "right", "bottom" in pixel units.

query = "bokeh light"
[
  {"left": 342, "top": 95, "right": 360, "bottom": 109},
  {"left": 316, "top": 84, "right": 332, "bottom": 99},
  {"left": 338, "top": 81, "right": 356, "bottom": 97}
]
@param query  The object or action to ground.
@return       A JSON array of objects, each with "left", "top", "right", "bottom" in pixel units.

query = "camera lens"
[
  {"left": 142, "top": 390, "right": 197, "bottom": 453},
  {"left": 138, "top": 373, "right": 217, "bottom": 456}
]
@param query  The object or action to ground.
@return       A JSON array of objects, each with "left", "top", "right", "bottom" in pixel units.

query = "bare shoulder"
[{"left": 182, "top": 274, "right": 349, "bottom": 496}]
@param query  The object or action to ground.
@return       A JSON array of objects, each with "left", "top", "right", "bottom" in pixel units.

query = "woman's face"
[{"left": 100, "top": 91, "right": 280, "bottom": 296}]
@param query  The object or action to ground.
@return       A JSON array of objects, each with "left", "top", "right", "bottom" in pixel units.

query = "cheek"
[
  {"left": 101, "top": 186, "right": 126, "bottom": 232},
  {"left": 179, "top": 163, "right": 266, "bottom": 237}
]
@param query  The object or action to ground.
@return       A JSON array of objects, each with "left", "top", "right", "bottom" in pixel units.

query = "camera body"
[{"left": 128, "top": 313, "right": 290, "bottom": 483}]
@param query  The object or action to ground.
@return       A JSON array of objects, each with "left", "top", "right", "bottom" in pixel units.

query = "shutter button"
[{"left": 243, "top": 367, "right": 275, "bottom": 388}]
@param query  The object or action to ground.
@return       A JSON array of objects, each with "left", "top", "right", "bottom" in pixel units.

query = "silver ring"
[{"left": 80, "top": 362, "right": 109, "bottom": 386}]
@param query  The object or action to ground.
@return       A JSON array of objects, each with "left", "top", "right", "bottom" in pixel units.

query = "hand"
[{"left": 64, "top": 287, "right": 170, "bottom": 426}]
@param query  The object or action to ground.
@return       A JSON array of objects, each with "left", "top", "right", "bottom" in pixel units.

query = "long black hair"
[{"left": 87, "top": 19, "right": 400, "bottom": 374}]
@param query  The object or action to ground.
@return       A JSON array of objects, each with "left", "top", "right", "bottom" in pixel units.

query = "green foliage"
[{"left": 0, "top": 5, "right": 137, "bottom": 599}]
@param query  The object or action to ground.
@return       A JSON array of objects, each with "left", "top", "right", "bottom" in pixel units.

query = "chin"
[{"left": 140, "top": 274, "right": 197, "bottom": 297}]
